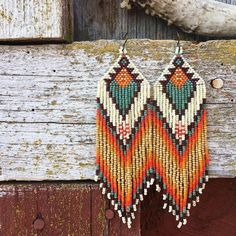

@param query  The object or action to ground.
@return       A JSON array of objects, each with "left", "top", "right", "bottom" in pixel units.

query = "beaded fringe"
[
  {"left": 95, "top": 48, "right": 209, "bottom": 229},
  {"left": 95, "top": 48, "right": 154, "bottom": 228},
  {"left": 152, "top": 51, "right": 209, "bottom": 228}
]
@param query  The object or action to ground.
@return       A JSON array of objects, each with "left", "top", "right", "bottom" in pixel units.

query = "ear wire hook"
[
  {"left": 122, "top": 32, "right": 128, "bottom": 53},
  {"left": 176, "top": 32, "right": 181, "bottom": 55}
]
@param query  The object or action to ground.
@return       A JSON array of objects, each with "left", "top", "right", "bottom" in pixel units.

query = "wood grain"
[
  {"left": 0, "top": 183, "right": 141, "bottom": 236},
  {"left": 73, "top": 0, "right": 236, "bottom": 41},
  {"left": 0, "top": 180, "right": 234, "bottom": 235},
  {"left": 0, "top": 40, "right": 235, "bottom": 180},
  {"left": 0, "top": 0, "right": 73, "bottom": 42},
  {"left": 141, "top": 178, "right": 236, "bottom": 236}
]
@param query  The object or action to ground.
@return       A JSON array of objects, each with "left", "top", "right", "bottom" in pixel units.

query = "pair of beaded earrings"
[{"left": 95, "top": 41, "right": 209, "bottom": 229}]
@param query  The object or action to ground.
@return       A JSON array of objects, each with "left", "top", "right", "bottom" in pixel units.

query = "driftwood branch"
[{"left": 121, "top": 0, "right": 236, "bottom": 37}]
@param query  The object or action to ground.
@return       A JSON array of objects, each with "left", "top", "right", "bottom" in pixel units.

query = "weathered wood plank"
[
  {"left": 0, "top": 183, "right": 92, "bottom": 235},
  {"left": 0, "top": 40, "right": 235, "bottom": 180},
  {"left": 0, "top": 0, "right": 73, "bottom": 42},
  {"left": 0, "top": 119, "right": 235, "bottom": 180},
  {"left": 141, "top": 178, "right": 236, "bottom": 236},
  {"left": 0, "top": 183, "right": 141, "bottom": 235},
  {"left": 73, "top": 0, "right": 236, "bottom": 41}
]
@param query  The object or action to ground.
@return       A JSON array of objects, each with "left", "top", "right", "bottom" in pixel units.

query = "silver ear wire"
[
  {"left": 175, "top": 32, "right": 183, "bottom": 55},
  {"left": 121, "top": 32, "right": 128, "bottom": 54}
]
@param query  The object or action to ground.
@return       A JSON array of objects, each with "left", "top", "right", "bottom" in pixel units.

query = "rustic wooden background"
[
  {"left": 0, "top": 179, "right": 235, "bottom": 235},
  {"left": 0, "top": 0, "right": 236, "bottom": 235},
  {"left": 141, "top": 179, "right": 236, "bottom": 236},
  {"left": 0, "top": 182, "right": 141, "bottom": 235},
  {"left": 73, "top": 0, "right": 236, "bottom": 41},
  {"left": 0, "top": 40, "right": 235, "bottom": 181}
]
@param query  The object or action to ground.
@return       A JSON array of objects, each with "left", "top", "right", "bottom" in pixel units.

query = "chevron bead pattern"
[
  {"left": 152, "top": 51, "right": 209, "bottom": 228},
  {"left": 95, "top": 49, "right": 153, "bottom": 228}
]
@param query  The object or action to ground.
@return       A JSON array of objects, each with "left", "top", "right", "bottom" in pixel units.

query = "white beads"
[
  {"left": 202, "top": 183, "right": 206, "bottom": 189},
  {"left": 102, "top": 188, "right": 106, "bottom": 195},
  {"left": 127, "top": 217, "right": 132, "bottom": 224},
  {"left": 183, "top": 219, "right": 187, "bottom": 225},
  {"left": 177, "top": 222, "right": 182, "bottom": 229},
  {"left": 144, "top": 189, "right": 148, "bottom": 196},
  {"left": 156, "top": 184, "right": 161, "bottom": 192},
  {"left": 118, "top": 210, "right": 122, "bottom": 218},
  {"left": 175, "top": 46, "right": 183, "bottom": 55},
  {"left": 163, "top": 203, "right": 168, "bottom": 209},
  {"left": 122, "top": 217, "right": 126, "bottom": 224},
  {"left": 94, "top": 175, "right": 99, "bottom": 182},
  {"left": 150, "top": 178, "right": 155, "bottom": 185},
  {"left": 140, "top": 194, "right": 144, "bottom": 201},
  {"left": 127, "top": 222, "right": 132, "bottom": 229},
  {"left": 131, "top": 212, "right": 135, "bottom": 219},
  {"left": 187, "top": 203, "right": 191, "bottom": 210},
  {"left": 196, "top": 196, "right": 200, "bottom": 203}
]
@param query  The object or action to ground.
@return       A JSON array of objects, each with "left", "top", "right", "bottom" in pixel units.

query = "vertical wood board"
[
  {"left": 0, "top": 183, "right": 141, "bottom": 236},
  {"left": 73, "top": 0, "right": 236, "bottom": 41},
  {"left": 0, "top": 0, "right": 73, "bottom": 42},
  {"left": 141, "top": 178, "right": 236, "bottom": 236}
]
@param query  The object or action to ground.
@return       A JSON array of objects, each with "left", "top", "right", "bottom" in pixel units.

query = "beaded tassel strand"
[
  {"left": 153, "top": 45, "right": 209, "bottom": 228},
  {"left": 95, "top": 47, "right": 152, "bottom": 228}
]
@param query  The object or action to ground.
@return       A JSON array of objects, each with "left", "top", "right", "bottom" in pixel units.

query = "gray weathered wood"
[
  {"left": 0, "top": 0, "right": 73, "bottom": 42},
  {"left": 0, "top": 40, "right": 235, "bottom": 181},
  {"left": 73, "top": 0, "right": 236, "bottom": 41}
]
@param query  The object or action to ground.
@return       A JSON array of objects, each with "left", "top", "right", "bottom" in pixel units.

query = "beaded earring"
[
  {"left": 152, "top": 44, "right": 209, "bottom": 228},
  {"left": 95, "top": 43, "right": 154, "bottom": 228}
]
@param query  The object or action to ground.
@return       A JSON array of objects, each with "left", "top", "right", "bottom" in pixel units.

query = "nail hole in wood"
[
  {"left": 105, "top": 209, "right": 114, "bottom": 220},
  {"left": 33, "top": 218, "right": 45, "bottom": 230}
]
